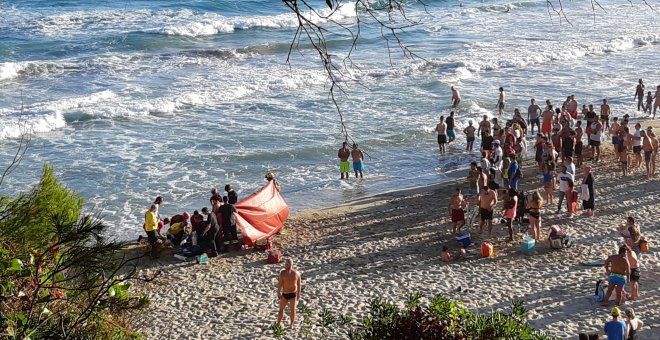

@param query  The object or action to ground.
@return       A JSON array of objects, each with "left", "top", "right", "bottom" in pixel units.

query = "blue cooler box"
[
  {"left": 456, "top": 232, "right": 471, "bottom": 248},
  {"left": 520, "top": 236, "right": 536, "bottom": 254}
]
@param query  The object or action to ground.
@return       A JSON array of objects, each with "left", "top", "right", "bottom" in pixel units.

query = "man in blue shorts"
[
  {"left": 601, "top": 246, "right": 631, "bottom": 306},
  {"left": 338, "top": 142, "right": 351, "bottom": 179},
  {"left": 351, "top": 143, "right": 365, "bottom": 178},
  {"left": 447, "top": 111, "right": 457, "bottom": 143}
]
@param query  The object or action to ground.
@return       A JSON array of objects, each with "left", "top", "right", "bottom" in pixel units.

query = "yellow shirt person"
[{"left": 144, "top": 210, "right": 158, "bottom": 232}]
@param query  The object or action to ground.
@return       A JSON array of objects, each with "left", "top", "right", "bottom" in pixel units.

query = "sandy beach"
[{"left": 131, "top": 123, "right": 660, "bottom": 339}]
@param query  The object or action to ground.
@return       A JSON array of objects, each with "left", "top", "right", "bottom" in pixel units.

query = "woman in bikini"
[{"left": 527, "top": 191, "right": 543, "bottom": 241}]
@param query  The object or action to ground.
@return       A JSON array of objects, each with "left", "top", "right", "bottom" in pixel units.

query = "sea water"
[{"left": 1, "top": 0, "right": 659, "bottom": 239}]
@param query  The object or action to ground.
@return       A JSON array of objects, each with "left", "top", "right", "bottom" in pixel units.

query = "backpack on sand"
[
  {"left": 593, "top": 279, "right": 607, "bottom": 302},
  {"left": 267, "top": 250, "right": 282, "bottom": 264}
]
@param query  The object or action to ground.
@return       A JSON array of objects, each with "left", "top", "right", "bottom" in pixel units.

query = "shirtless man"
[
  {"left": 451, "top": 86, "right": 461, "bottom": 107},
  {"left": 337, "top": 142, "right": 351, "bottom": 179},
  {"left": 610, "top": 117, "right": 621, "bottom": 161},
  {"left": 654, "top": 85, "right": 660, "bottom": 118},
  {"left": 624, "top": 243, "right": 640, "bottom": 300},
  {"left": 527, "top": 98, "right": 541, "bottom": 134},
  {"left": 600, "top": 99, "right": 611, "bottom": 130},
  {"left": 602, "top": 246, "right": 631, "bottom": 306},
  {"left": 496, "top": 87, "right": 506, "bottom": 116},
  {"left": 641, "top": 130, "right": 653, "bottom": 179},
  {"left": 478, "top": 115, "right": 491, "bottom": 139},
  {"left": 541, "top": 105, "right": 554, "bottom": 139},
  {"left": 277, "top": 259, "right": 302, "bottom": 328},
  {"left": 351, "top": 143, "right": 365, "bottom": 178},
  {"left": 566, "top": 95, "right": 579, "bottom": 119},
  {"left": 477, "top": 186, "right": 498, "bottom": 237},
  {"left": 464, "top": 120, "right": 476, "bottom": 151},
  {"left": 447, "top": 111, "right": 457, "bottom": 143},
  {"left": 634, "top": 79, "right": 645, "bottom": 111},
  {"left": 448, "top": 188, "right": 465, "bottom": 233},
  {"left": 435, "top": 116, "right": 448, "bottom": 154}
]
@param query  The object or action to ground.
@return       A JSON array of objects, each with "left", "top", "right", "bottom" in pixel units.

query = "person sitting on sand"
[
  {"left": 441, "top": 245, "right": 467, "bottom": 262},
  {"left": 602, "top": 307, "right": 628, "bottom": 340},
  {"left": 625, "top": 309, "right": 644, "bottom": 339},
  {"left": 448, "top": 188, "right": 466, "bottom": 234},
  {"left": 478, "top": 186, "right": 498, "bottom": 238},
  {"left": 464, "top": 121, "right": 476, "bottom": 152},
  {"left": 602, "top": 246, "right": 631, "bottom": 306},
  {"left": 277, "top": 258, "right": 302, "bottom": 329}
]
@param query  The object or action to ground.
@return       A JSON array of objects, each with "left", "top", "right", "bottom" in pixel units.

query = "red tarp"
[{"left": 235, "top": 181, "right": 289, "bottom": 246}]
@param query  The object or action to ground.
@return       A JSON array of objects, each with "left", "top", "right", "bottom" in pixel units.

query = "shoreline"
[{"left": 131, "top": 121, "right": 660, "bottom": 339}]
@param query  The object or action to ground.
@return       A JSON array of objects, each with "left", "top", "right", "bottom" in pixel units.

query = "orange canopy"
[{"left": 235, "top": 181, "right": 288, "bottom": 246}]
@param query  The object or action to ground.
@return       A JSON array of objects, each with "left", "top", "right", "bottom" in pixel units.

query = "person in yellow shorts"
[{"left": 338, "top": 141, "right": 351, "bottom": 179}]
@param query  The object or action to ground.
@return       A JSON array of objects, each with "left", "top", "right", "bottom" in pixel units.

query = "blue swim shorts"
[
  {"left": 447, "top": 129, "right": 456, "bottom": 138},
  {"left": 608, "top": 274, "right": 626, "bottom": 286},
  {"left": 353, "top": 162, "right": 364, "bottom": 172}
]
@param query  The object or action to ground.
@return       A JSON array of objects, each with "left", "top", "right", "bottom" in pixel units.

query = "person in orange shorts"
[{"left": 541, "top": 104, "right": 554, "bottom": 138}]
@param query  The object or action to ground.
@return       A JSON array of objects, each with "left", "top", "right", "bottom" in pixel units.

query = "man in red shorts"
[{"left": 448, "top": 188, "right": 466, "bottom": 234}]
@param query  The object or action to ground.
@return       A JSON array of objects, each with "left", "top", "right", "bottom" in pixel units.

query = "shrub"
[{"left": 0, "top": 165, "right": 148, "bottom": 339}]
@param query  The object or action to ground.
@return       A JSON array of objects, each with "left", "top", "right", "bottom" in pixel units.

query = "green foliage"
[
  {"left": 0, "top": 164, "right": 83, "bottom": 249},
  {"left": 0, "top": 164, "right": 148, "bottom": 339},
  {"left": 275, "top": 294, "right": 553, "bottom": 340}
]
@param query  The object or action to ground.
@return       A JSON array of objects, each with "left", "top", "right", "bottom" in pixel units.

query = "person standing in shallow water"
[
  {"left": 277, "top": 258, "right": 301, "bottom": 329},
  {"left": 634, "top": 79, "right": 645, "bottom": 111},
  {"left": 351, "top": 143, "right": 365, "bottom": 178},
  {"left": 337, "top": 142, "right": 351, "bottom": 179},
  {"left": 447, "top": 111, "right": 457, "bottom": 143},
  {"left": 451, "top": 86, "right": 461, "bottom": 107},
  {"left": 496, "top": 87, "right": 506, "bottom": 116},
  {"left": 436, "top": 116, "right": 448, "bottom": 154}
]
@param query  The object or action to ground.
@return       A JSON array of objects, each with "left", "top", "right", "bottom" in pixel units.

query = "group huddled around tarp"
[{"left": 141, "top": 173, "right": 288, "bottom": 260}]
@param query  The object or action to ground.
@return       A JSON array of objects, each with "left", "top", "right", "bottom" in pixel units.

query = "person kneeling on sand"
[
  {"left": 602, "top": 246, "right": 631, "bottom": 306},
  {"left": 277, "top": 259, "right": 302, "bottom": 328}
]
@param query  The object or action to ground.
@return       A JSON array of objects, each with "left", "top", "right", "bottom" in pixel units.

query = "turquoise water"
[{"left": 1, "top": 0, "right": 659, "bottom": 238}]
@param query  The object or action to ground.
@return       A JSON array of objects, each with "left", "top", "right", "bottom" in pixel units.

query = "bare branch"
[{"left": 0, "top": 91, "right": 32, "bottom": 187}]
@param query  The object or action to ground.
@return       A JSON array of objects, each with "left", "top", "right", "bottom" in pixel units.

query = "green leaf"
[
  {"left": 36, "top": 293, "right": 52, "bottom": 304},
  {"left": 8, "top": 259, "right": 23, "bottom": 271}
]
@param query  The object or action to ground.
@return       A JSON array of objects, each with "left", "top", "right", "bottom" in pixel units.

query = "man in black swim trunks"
[
  {"left": 477, "top": 186, "right": 498, "bottom": 238},
  {"left": 435, "top": 116, "right": 448, "bottom": 154},
  {"left": 277, "top": 258, "right": 302, "bottom": 328}
]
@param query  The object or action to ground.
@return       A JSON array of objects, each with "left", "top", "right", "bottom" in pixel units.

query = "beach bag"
[
  {"left": 481, "top": 242, "right": 494, "bottom": 257},
  {"left": 639, "top": 239, "right": 649, "bottom": 253},
  {"left": 580, "top": 184, "right": 590, "bottom": 201},
  {"left": 593, "top": 279, "right": 607, "bottom": 302},
  {"left": 255, "top": 238, "right": 272, "bottom": 251},
  {"left": 267, "top": 250, "right": 282, "bottom": 264}
]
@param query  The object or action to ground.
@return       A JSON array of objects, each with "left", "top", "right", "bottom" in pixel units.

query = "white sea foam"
[{"left": 20, "top": 3, "right": 357, "bottom": 38}]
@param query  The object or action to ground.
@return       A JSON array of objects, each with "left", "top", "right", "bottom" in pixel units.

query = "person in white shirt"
[
  {"left": 491, "top": 140, "right": 503, "bottom": 184},
  {"left": 565, "top": 156, "right": 575, "bottom": 176},
  {"left": 632, "top": 123, "right": 642, "bottom": 169},
  {"left": 556, "top": 165, "right": 574, "bottom": 213}
]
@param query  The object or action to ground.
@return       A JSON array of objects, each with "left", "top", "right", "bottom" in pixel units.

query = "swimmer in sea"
[{"left": 451, "top": 86, "right": 461, "bottom": 107}]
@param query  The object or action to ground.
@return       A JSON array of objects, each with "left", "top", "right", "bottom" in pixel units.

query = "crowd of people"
[
  {"left": 444, "top": 82, "right": 655, "bottom": 338},
  {"left": 141, "top": 184, "right": 242, "bottom": 260}
]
